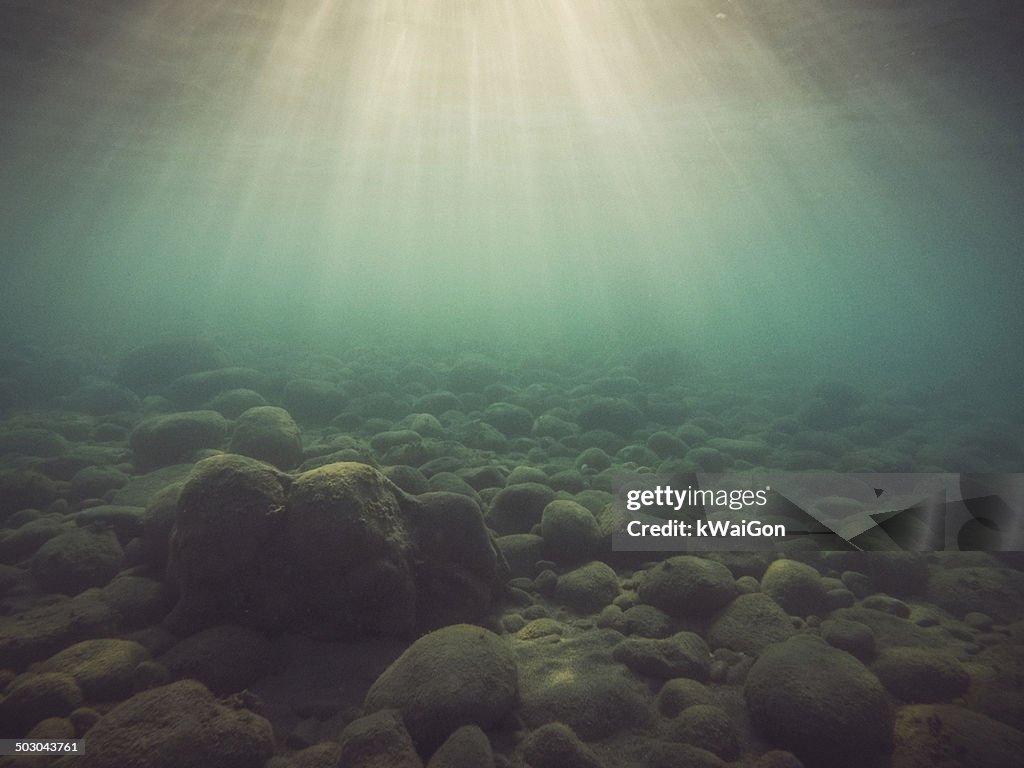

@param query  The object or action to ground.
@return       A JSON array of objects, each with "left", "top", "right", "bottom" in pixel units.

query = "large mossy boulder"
[
  {"left": 638, "top": 555, "right": 738, "bottom": 617},
  {"left": 891, "top": 703, "right": 1024, "bottom": 768},
  {"left": 760, "top": 558, "right": 829, "bottom": 617},
  {"left": 744, "top": 635, "right": 893, "bottom": 768},
  {"left": 165, "top": 457, "right": 503, "bottom": 639},
  {"left": 363, "top": 624, "right": 517, "bottom": 752},
  {"left": 35, "top": 638, "right": 150, "bottom": 701},
  {"left": 164, "top": 454, "right": 291, "bottom": 633},
  {"left": 285, "top": 461, "right": 418, "bottom": 637},
  {"left": 707, "top": 593, "right": 795, "bottom": 655},
  {"left": 227, "top": 405, "right": 303, "bottom": 470},
  {"left": 80, "top": 680, "right": 273, "bottom": 768}
]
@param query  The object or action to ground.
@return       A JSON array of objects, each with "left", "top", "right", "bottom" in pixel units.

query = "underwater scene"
[{"left": 1, "top": 1, "right": 1022, "bottom": 766}]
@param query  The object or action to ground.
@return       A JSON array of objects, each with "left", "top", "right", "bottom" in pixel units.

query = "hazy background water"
[{"left": 2, "top": 0, "right": 1022, "bottom": 411}]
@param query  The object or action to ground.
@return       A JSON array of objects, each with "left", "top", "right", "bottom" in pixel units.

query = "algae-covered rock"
[
  {"left": 0, "top": 592, "right": 118, "bottom": 670},
  {"left": 892, "top": 704, "right": 1024, "bottom": 768},
  {"left": 613, "top": 631, "right": 711, "bottom": 681},
  {"left": 35, "top": 638, "right": 150, "bottom": 701},
  {"left": 871, "top": 647, "right": 969, "bottom": 703},
  {"left": 426, "top": 724, "right": 494, "bottom": 768},
  {"left": 285, "top": 461, "right": 416, "bottom": 637},
  {"left": 129, "top": 410, "right": 228, "bottom": 470},
  {"left": 708, "top": 592, "right": 795, "bottom": 655},
  {"left": 0, "top": 468, "right": 58, "bottom": 521},
  {"left": 515, "top": 629, "right": 652, "bottom": 740},
  {"left": 556, "top": 560, "right": 620, "bottom": 613},
  {"left": 30, "top": 527, "right": 124, "bottom": 596},
  {"left": 486, "top": 482, "right": 557, "bottom": 535},
  {"left": 666, "top": 704, "right": 740, "bottom": 760},
  {"left": 281, "top": 378, "right": 347, "bottom": 422},
  {"left": 638, "top": 556, "right": 738, "bottom": 617},
  {"left": 744, "top": 635, "right": 893, "bottom": 768},
  {"left": 166, "top": 457, "right": 501, "bottom": 639},
  {"left": 0, "top": 672, "right": 83, "bottom": 736},
  {"left": 927, "top": 565, "right": 1024, "bottom": 623},
  {"left": 82, "top": 679, "right": 273, "bottom": 768},
  {"left": 760, "top": 558, "right": 828, "bottom": 617},
  {"left": 404, "top": 491, "right": 502, "bottom": 631},
  {"left": 337, "top": 709, "right": 423, "bottom": 768},
  {"left": 363, "top": 624, "right": 517, "bottom": 752},
  {"left": 657, "top": 678, "right": 715, "bottom": 718},
  {"left": 158, "top": 624, "right": 278, "bottom": 696},
  {"left": 520, "top": 722, "right": 604, "bottom": 768},
  {"left": 227, "top": 405, "right": 303, "bottom": 470},
  {"left": 541, "top": 499, "right": 603, "bottom": 563},
  {"left": 820, "top": 617, "right": 875, "bottom": 661},
  {"left": 165, "top": 454, "right": 290, "bottom": 633}
]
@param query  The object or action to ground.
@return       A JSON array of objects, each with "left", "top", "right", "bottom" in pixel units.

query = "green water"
[{"left": 2, "top": 0, "right": 1022, "bottom": 410}]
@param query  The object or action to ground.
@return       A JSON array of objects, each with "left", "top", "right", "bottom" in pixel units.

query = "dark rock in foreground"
[
  {"left": 165, "top": 455, "right": 504, "bottom": 639},
  {"left": 744, "top": 635, "right": 893, "bottom": 768}
]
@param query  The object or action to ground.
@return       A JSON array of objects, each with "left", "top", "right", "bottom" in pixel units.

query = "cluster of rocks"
[{"left": 0, "top": 336, "right": 1021, "bottom": 767}]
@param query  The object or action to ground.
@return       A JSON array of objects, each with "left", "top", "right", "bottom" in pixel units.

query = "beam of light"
[{"left": 3, "top": 0, "right": 1017, "bottom": 370}]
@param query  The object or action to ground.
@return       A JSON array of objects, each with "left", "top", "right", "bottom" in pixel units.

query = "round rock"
[
  {"left": 744, "top": 635, "right": 893, "bottom": 768},
  {"left": 760, "top": 558, "right": 828, "bottom": 617},
  {"left": 82, "top": 679, "right": 273, "bottom": 768},
  {"left": 638, "top": 556, "right": 738, "bottom": 617},
  {"left": 707, "top": 592, "right": 796, "bottom": 655},
  {"left": 129, "top": 410, "right": 228, "bottom": 471},
  {"left": 555, "top": 560, "right": 621, "bottom": 613},
  {"left": 30, "top": 527, "right": 124, "bottom": 596},
  {"left": 363, "top": 624, "right": 517, "bottom": 752},
  {"left": 871, "top": 647, "right": 970, "bottom": 703},
  {"left": 541, "top": 500, "right": 603, "bottom": 563},
  {"left": 227, "top": 406, "right": 303, "bottom": 470}
]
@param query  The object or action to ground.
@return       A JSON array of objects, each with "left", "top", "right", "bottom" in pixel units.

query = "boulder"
[
  {"left": 744, "top": 635, "right": 893, "bottom": 768},
  {"left": 81, "top": 680, "right": 273, "bottom": 768},
  {"left": 165, "top": 454, "right": 290, "bottom": 633},
  {"left": 760, "top": 559, "right": 828, "bottom": 617},
  {"left": 363, "top": 625, "right": 517, "bottom": 752},
  {"left": 891, "top": 703, "right": 1024, "bottom": 768},
  {"left": 31, "top": 527, "right": 124, "bottom": 595},
  {"left": 285, "top": 462, "right": 417, "bottom": 637},
  {"left": 129, "top": 410, "right": 228, "bottom": 471},
  {"left": 337, "top": 709, "right": 423, "bottom": 768},
  {"left": 541, "top": 500, "right": 603, "bottom": 563},
  {"left": 638, "top": 556, "right": 738, "bottom": 617},
  {"left": 0, "top": 672, "right": 83, "bottom": 736},
  {"left": 871, "top": 648, "right": 970, "bottom": 703},
  {"left": 165, "top": 457, "right": 503, "bottom": 639},
  {"left": 613, "top": 632, "right": 711, "bottom": 681},
  {"left": 486, "top": 483, "right": 556, "bottom": 535},
  {"left": 556, "top": 561, "right": 620, "bottom": 613},
  {"left": 426, "top": 724, "right": 494, "bottom": 768},
  {"left": 707, "top": 593, "right": 795, "bottom": 655},
  {"left": 35, "top": 638, "right": 150, "bottom": 701},
  {"left": 520, "top": 722, "right": 604, "bottom": 768},
  {"left": 158, "top": 624, "right": 278, "bottom": 696},
  {"left": 228, "top": 405, "right": 303, "bottom": 470}
]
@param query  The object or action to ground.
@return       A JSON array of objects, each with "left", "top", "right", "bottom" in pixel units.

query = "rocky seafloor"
[{"left": 0, "top": 336, "right": 1022, "bottom": 768}]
